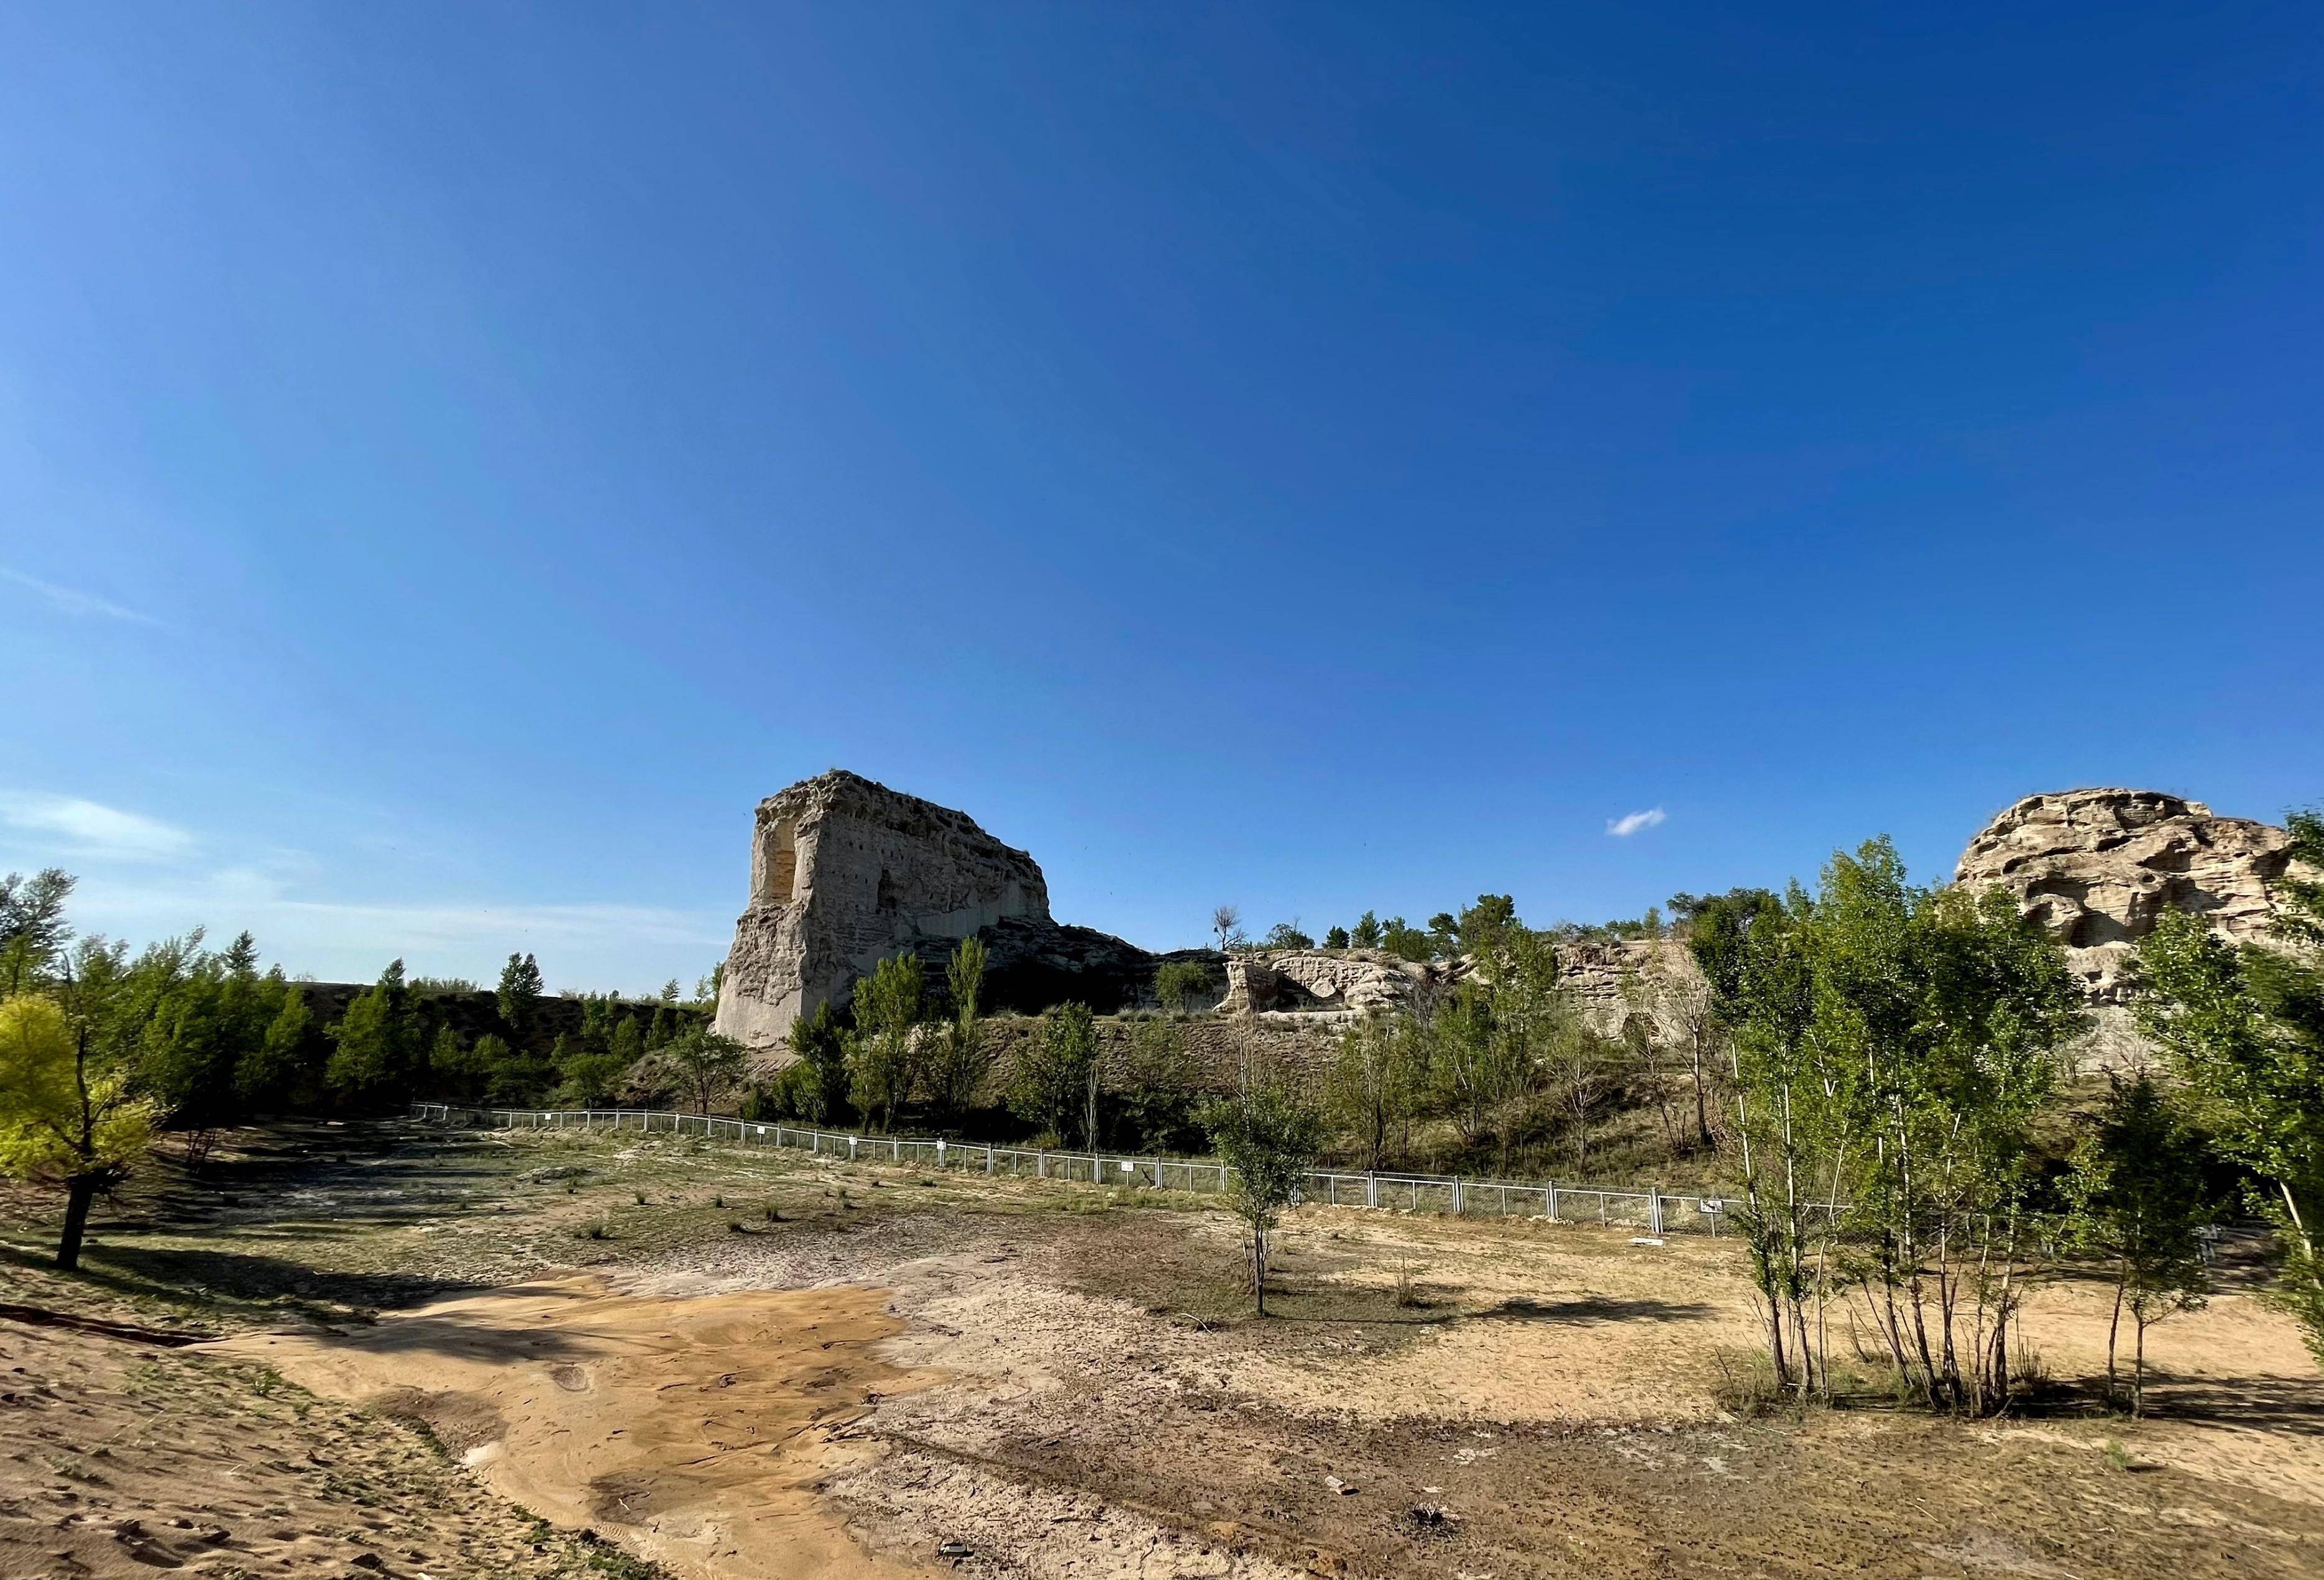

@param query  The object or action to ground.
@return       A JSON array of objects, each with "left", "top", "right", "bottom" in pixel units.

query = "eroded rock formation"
[
  {"left": 714, "top": 771, "right": 1053, "bottom": 1047},
  {"left": 714, "top": 771, "right": 1219, "bottom": 1048},
  {"left": 1955, "top": 788, "right": 2300, "bottom": 1005},
  {"left": 1217, "top": 950, "right": 1433, "bottom": 1019}
]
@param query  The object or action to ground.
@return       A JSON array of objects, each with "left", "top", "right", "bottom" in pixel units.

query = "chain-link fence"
[{"left": 409, "top": 1101, "right": 1740, "bottom": 1236}]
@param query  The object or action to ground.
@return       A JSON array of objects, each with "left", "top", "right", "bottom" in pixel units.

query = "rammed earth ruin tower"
[{"left": 712, "top": 771, "right": 1052, "bottom": 1048}]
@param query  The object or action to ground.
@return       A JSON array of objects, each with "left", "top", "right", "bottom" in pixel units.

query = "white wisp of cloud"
[
  {"left": 1606, "top": 807, "right": 1667, "bottom": 838},
  {"left": 0, "top": 792, "right": 196, "bottom": 861},
  {"left": 1, "top": 567, "right": 158, "bottom": 625}
]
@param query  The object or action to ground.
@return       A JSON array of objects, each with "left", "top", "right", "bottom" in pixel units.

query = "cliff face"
[
  {"left": 714, "top": 771, "right": 1052, "bottom": 1048},
  {"left": 1955, "top": 788, "right": 2300, "bottom": 1005}
]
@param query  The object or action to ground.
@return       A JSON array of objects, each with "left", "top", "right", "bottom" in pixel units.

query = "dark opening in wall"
[{"left": 761, "top": 820, "right": 798, "bottom": 904}]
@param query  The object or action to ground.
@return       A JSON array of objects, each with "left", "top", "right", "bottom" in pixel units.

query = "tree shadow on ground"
[
  {"left": 1475, "top": 1295, "right": 1717, "bottom": 1325},
  {"left": 2140, "top": 1371, "right": 2324, "bottom": 1434},
  {"left": 0, "top": 1239, "right": 481, "bottom": 1325}
]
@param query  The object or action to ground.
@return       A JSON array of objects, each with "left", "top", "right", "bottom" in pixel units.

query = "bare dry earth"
[{"left": 3, "top": 1122, "right": 2321, "bottom": 1580}]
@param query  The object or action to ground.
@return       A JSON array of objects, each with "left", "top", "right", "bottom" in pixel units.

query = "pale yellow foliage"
[{"left": 0, "top": 993, "right": 156, "bottom": 1181}]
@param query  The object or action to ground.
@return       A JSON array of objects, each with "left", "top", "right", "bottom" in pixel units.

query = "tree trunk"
[
  {"left": 57, "top": 1174, "right": 100, "bottom": 1271},
  {"left": 2131, "top": 1313, "right": 2147, "bottom": 1418},
  {"left": 1691, "top": 1035, "right": 1712, "bottom": 1151},
  {"left": 1252, "top": 1227, "right": 1268, "bottom": 1316},
  {"left": 2106, "top": 1275, "right": 2126, "bottom": 1405}
]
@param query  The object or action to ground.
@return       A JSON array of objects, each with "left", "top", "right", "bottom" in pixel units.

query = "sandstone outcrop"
[
  {"left": 1955, "top": 788, "right": 2302, "bottom": 1005},
  {"left": 1553, "top": 937, "right": 1703, "bottom": 1032},
  {"left": 714, "top": 771, "right": 1053, "bottom": 1047},
  {"left": 1217, "top": 950, "right": 1434, "bottom": 1018},
  {"left": 1212, "top": 937, "right": 1702, "bottom": 1036}
]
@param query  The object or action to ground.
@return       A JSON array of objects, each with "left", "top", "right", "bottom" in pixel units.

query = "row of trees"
[
  {"left": 760, "top": 939, "right": 1211, "bottom": 1154},
  {"left": 0, "top": 871, "right": 722, "bottom": 1266},
  {"left": 1212, "top": 901, "right": 1676, "bottom": 962},
  {"left": 1693, "top": 817, "right": 2323, "bottom": 1414}
]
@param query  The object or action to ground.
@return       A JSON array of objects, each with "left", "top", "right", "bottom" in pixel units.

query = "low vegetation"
[{"left": 4, "top": 802, "right": 2320, "bottom": 1397}]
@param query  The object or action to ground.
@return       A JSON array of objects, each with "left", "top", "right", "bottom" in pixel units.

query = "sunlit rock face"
[
  {"left": 713, "top": 771, "right": 1051, "bottom": 1049},
  {"left": 1955, "top": 788, "right": 2300, "bottom": 1005}
]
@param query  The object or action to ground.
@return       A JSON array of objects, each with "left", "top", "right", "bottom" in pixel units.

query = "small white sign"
[
  {"left": 1701, "top": 1198, "right": 1725, "bottom": 1213},
  {"left": 1119, "top": 1160, "right": 1136, "bottom": 1173}
]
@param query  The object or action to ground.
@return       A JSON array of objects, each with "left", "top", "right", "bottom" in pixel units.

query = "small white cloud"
[
  {"left": 1, "top": 566, "right": 158, "bottom": 625},
  {"left": 0, "top": 793, "right": 196, "bottom": 862},
  {"left": 1606, "top": 807, "right": 1667, "bottom": 838}
]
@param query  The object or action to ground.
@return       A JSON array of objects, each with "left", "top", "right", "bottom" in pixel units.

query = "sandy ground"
[
  {"left": 5, "top": 1123, "right": 2322, "bottom": 1579},
  {"left": 214, "top": 1279, "right": 929, "bottom": 1580},
  {"left": 0, "top": 1308, "right": 653, "bottom": 1580}
]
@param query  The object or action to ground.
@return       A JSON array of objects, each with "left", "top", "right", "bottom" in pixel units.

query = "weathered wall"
[{"left": 715, "top": 771, "right": 1052, "bottom": 1049}]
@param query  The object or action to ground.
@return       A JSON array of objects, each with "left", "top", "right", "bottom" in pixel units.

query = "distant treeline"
[{"left": 0, "top": 871, "right": 711, "bottom": 1126}]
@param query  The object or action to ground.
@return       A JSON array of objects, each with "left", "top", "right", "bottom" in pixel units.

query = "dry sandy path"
[{"left": 213, "top": 1277, "right": 935, "bottom": 1580}]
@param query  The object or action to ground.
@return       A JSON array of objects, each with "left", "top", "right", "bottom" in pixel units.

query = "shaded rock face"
[
  {"left": 898, "top": 917, "right": 1218, "bottom": 1021},
  {"left": 714, "top": 772, "right": 1053, "bottom": 1047},
  {"left": 1955, "top": 788, "right": 2299, "bottom": 1005}
]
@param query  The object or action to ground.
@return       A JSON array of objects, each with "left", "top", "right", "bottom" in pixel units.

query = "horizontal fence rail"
[{"left": 409, "top": 1101, "right": 1747, "bottom": 1236}]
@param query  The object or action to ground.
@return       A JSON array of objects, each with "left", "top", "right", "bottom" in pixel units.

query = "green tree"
[
  {"left": 610, "top": 1014, "right": 644, "bottom": 1069},
  {"left": 472, "top": 1032, "right": 544, "bottom": 1103},
  {"left": 2064, "top": 1073, "right": 2214, "bottom": 1413},
  {"left": 1012, "top": 1001, "right": 1098, "bottom": 1146},
  {"left": 1326, "top": 1011, "right": 1422, "bottom": 1172},
  {"left": 1448, "top": 894, "right": 1520, "bottom": 960},
  {"left": 239, "top": 982, "right": 313, "bottom": 1104},
  {"left": 495, "top": 952, "right": 543, "bottom": 1038},
  {"left": 1429, "top": 983, "right": 1509, "bottom": 1151},
  {"left": 926, "top": 937, "right": 991, "bottom": 1121},
  {"left": 218, "top": 930, "right": 259, "bottom": 976},
  {"left": 847, "top": 953, "right": 927, "bottom": 1131},
  {"left": 1154, "top": 960, "right": 1213, "bottom": 1017},
  {"left": 325, "top": 960, "right": 422, "bottom": 1103},
  {"left": 1323, "top": 925, "right": 1351, "bottom": 950},
  {"left": 428, "top": 1024, "right": 467, "bottom": 1089},
  {"left": 1201, "top": 1072, "right": 1324, "bottom": 1315},
  {"left": 1350, "top": 911, "right": 1383, "bottom": 950},
  {"left": 1120, "top": 1014, "right": 1201, "bottom": 1152},
  {"left": 0, "top": 991, "right": 160, "bottom": 1270},
  {"left": 667, "top": 1024, "right": 748, "bottom": 1117},
  {"left": 137, "top": 962, "right": 241, "bottom": 1140},
  {"left": 1262, "top": 921, "right": 1314, "bottom": 950},
  {"left": 1707, "top": 850, "right": 2084, "bottom": 1412},
  {"left": 2136, "top": 806, "right": 2324, "bottom": 1365},
  {"left": 1379, "top": 915, "right": 1433, "bottom": 963},
  {"left": 0, "top": 868, "right": 76, "bottom": 996},
  {"left": 558, "top": 1020, "right": 633, "bottom": 1107},
  {"left": 786, "top": 1002, "right": 851, "bottom": 1123}
]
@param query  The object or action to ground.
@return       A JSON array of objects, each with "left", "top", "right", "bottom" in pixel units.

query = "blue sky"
[{"left": 2, "top": 3, "right": 2318, "bottom": 991}]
